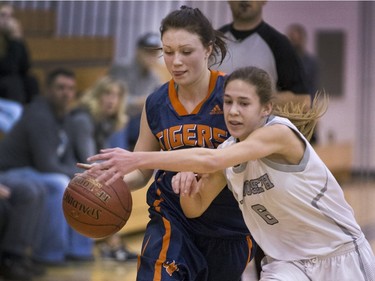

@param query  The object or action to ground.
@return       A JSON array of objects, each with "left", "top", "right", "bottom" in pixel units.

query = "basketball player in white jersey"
[{"left": 84, "top": 66, "right": 375, "bottom": 280}]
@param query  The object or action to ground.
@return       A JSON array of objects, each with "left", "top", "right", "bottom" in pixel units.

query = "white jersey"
[{"left": 220, "top": 116, "right": 364, "bottom": 261}]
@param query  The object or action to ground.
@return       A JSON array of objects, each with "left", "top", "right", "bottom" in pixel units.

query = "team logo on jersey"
[
  {"left": 243, "top": 173, "right": 274, "bottom": 197},
  {"left": 163, "top": 260, "right": 179, "bottom": 276},
  {"left": 209, "top": 104, "right": 223, "bottom": 115}
]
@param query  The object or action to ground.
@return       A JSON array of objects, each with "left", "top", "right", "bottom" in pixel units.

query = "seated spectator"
[
  {"left": 0, "top": 179, "right": 45, "bottom": 281},
  {"left": 68, "top": 76, "right": 129, "bottom": 159},
  {"left": 0, "top": 68, "right": 94, "bottom": 266},
  {"left": 108, "top": 32, "right": 162, "bottom": 150},
  {"left": 67, "top": 76, "right": 137, "bottom": 262}
]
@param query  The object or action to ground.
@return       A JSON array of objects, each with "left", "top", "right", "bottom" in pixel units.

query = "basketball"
[{"left": 62, "top": 172, "right": 132, "bottom": 238}]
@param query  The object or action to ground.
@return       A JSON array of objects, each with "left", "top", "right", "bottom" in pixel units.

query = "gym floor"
[{"left": 33, "top": 178, "right": 375, "bottom": 281}]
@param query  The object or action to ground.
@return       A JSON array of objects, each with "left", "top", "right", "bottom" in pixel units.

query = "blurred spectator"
[
  {"left": 0, "top": 68, "right": 94, "bottom": 266},
  {"left": 286, "top": 23, "right": 320, "bottom": 144},
  {"left": 286, "top": 23, "right": 320, "bottom": 101},
  {"left": 0, "top": 2, "right": 39, "bottom": 103},
  {"left": 108, "top": 32, "right": 162, "bottom": 150},
  {"left": 0, "top": 179, "right": 45, "bottom": 281},
  {"left": 217, "top": 1, "right": 310, "bottom": 109},
  {"left": 0, "top": 3, "right": 17, "bottom": 34},
  {"left": 0, "top": 3, "right": 22, "bottom": 39},
  {"left": 68, "top": 76, "right": 129, "bottom": 158},
  {"left": 67, "top": 76, "right": 137, "bottom": 262}
]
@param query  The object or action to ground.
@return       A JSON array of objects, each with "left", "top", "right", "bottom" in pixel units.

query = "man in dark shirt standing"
[{"left": 217, "top": 1, "right": 310, "bottom": 109}]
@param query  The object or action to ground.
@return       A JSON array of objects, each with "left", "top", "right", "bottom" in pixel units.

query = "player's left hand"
[{"left": 172, "top": 172, "right": 199, "bottom": 196}]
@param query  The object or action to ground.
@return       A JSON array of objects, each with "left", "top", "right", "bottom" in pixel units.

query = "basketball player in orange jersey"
[{"left": 83, "top": 6, "right": 255, "bottom": 281}]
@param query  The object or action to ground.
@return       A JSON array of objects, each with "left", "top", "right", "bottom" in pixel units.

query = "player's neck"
[{"left": 175, "top": 69, "right": 211, "bottom": 110}]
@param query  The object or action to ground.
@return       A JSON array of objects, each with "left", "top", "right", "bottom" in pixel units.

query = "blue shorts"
[{"left": 136, "top": 208, "right": 255, "bottom": 281}]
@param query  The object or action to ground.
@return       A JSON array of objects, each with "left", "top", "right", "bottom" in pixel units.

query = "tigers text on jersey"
[{"left": 138, "top": 70, "right": 254, "bottom": 280}]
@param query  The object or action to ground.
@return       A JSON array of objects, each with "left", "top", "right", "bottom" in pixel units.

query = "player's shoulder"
[
  {"left": 145, "top": 81, "right": 169, "bottom": 109},
  {"left": 212, "top": 69, "right": 227, "bottom": 80},
  {"left": 147, "top": 81, "right": 169, "bottom": 98},
  {"left": 209, "top": 70, "right": 227, "bottom": 96},
  {"left": 266, "top": 115, "right": 292, "bottom": 127}
]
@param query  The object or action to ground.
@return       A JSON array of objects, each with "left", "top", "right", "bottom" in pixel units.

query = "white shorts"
[{"left": 260, "top": 236, "right": 375, "bottom": 281}]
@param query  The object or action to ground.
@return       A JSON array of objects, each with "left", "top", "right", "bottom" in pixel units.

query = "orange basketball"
[{"left": 62, "top": 172, "right": 132, "bottom": 238}]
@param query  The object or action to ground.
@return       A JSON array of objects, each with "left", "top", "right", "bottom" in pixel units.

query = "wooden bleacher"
[
  {"left": 15, "top": 9, "right": 56, "bottom": 37},
  {"left": 17, "top": 9, "right": 170, "bottom": 94},
  {"left": 27, "top": 36, "right": 113, "bottom": 93},
  {"left": 314, "top": 142, "right": 353, "bottom": 184},
  {"left": 16, "top": 8, "right": 113, "bottom": 93}
]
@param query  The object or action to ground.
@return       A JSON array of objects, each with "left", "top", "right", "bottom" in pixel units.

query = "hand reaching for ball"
[{"left": 77, "top": 147, "right": 137, "bottom": 186}]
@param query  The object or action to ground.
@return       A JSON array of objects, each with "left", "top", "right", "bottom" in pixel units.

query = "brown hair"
[
  {"left": 80, "top": 76, "right": 128, "bottom": 131},
  {"left": 160, "top": 5, "right": 227, "bottom": 67}
]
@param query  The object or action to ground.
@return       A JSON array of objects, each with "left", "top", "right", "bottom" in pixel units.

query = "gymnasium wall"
[{"left": 260, "top": 1, "right": 375, "bottom": 176}]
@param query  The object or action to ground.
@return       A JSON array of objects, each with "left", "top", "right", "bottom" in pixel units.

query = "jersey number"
[{"left": 251, "top": 204, "right": 279, "bottom": 225}]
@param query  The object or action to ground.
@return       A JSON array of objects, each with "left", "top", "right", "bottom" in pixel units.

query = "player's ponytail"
[{"left": 273, "top": 92, "right": 328, "bottom": 141}]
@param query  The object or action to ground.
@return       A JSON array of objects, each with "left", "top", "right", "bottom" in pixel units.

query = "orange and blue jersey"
[
  {"left": 137, "top": 70, "right": 255, "bottom": 281},
  {"left": 146, "top": 70, "right": 249, "bottom": 238}
]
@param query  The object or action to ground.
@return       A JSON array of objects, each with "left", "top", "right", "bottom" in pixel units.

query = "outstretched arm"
[{"left": 86, "top": 123, "right": 302, "bottom": 186}]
